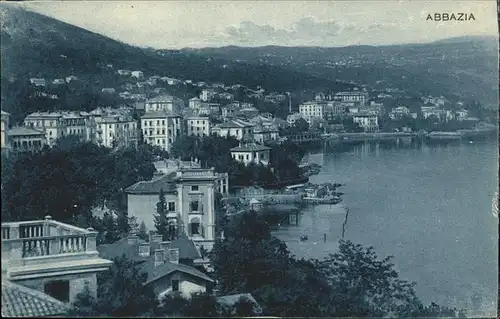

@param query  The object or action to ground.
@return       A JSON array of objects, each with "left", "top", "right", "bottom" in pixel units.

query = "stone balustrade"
[{"left": 1, "top": 216, "right": 98, "bottom": 268}]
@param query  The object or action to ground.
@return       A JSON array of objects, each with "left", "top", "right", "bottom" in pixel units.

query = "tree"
[
  {"left": 289, "top": 118, "right": 309, "bottom": 133},
  {"left": 69, "top": 282, "right": 98, "bottom": 317},
  {"left": 314, "top": 240, "right": 422, "bottom": 317},
  {"left": 234, "top": 296, "right": 257, "bottom": 317},
  {"left": 154, "top": 188, "right": 175, "bottom": 241},
  {"left": 102, "top": 212, "right": 119, "bottom": 244},
  {"left": 181, "top": 292, "right": 219, "bottom": 317},
  {"left": 137, "top": 221, "right": 149, "bottom": 241},
  {"left": 95, "top": 256, "right": 158, "bottom": 317}
]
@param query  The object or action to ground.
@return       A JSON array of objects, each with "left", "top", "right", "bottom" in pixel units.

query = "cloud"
[{"left": 220, "top": 17, "right": 343, "bottom": 46}]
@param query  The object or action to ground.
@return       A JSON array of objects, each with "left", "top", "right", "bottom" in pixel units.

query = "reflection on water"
[{"left": 272, "top": 139, "right": 498, "bottom": 317}]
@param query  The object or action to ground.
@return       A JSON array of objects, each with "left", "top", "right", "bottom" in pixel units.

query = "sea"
[{"left": 272, "top": 138, "right": 498, "bottom": 317}]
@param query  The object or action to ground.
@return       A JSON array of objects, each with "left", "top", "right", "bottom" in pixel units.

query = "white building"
[
  {"left": 353, "top": 114, "right": 379, "bottom": 132},
  {"left": 389, "top": 106, "right": 410, "bottom": 120},
  {"left": 131, "top": 71, "right": 144, "bottom": 79},
  {"left": 95, "top": 115, "right": 138, "bottom": 148},
  {"left": 188, "top": 97, "right": 204, "bottom": 110},
  {"left": 230, "top": 143, "right": 271, "bottom": 166},
  {"left": 29, "top": 78, "right": 46, "bottom": 87},
  {"left": 141, "top": 112, "right": 183, "bottom": 151},
  {"left": 286, "top": 112, "right": 308, "bottom": 125},
  {"left": 186, "top": 116, "right": 211, "bottom": 138},
  {"left": 125, "top": 165, "right": 225, "bottom": 251},
  {"left": 1, "top": 110, "right": 10, "bottom": 155},
  {"left": 200, "top": 89, "right": 217, "bottom": 102},
  {"left": 334, "top": 91, "right": 368, "bottom": 106},
  {"left": 24, "top": 112, "right": 67, "bottom": 146},
  {"left": 299, "top": 101, "right": 326, "bottom": 124},
  {"left": 455, "top": 109, "right": 469, "bottom": 121},
  {"left": 211, "top": 119, "right": 254, "bottom": 141},
  {"left": 145, "top": 95, "right": 185, "bottom": 114}
]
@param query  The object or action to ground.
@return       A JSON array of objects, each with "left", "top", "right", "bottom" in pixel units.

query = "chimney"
[
  {"left": 127, "top": 235, "right": 139, "bottom": 245},
  {"left": 138, "top": 242, "right": 150, "bottom": 257},
  {"left": 152, "top": 234, "right": 163, "bottom": 243},
  {"left": 168, "top": 248, "right": 180, "bottom": 264},
  {"left": 154, "top": 249, "right": 165, "bottom": 267},
  {"left": 159, "top": 241, "right": 171, "bottom": 259}
]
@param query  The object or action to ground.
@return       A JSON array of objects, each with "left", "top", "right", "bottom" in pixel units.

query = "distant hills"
[
  {"left": 0, "top": 3, "right": 351, "bottom": 94},
  {"left": 186, "top": 36, "right": 498, "bottom": 107},
  {"left": 1, "top": 2, "right": 497, "bottom": 118}
]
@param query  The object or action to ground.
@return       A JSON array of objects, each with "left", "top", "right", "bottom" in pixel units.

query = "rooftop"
[
  {"left": 217, "top": 119, "right": 254, "bottom": 129},
  {"left": 1, "top": 280, "right": 68, "bottom": 317},
  {"left": 124, "top": 172, "right": 177, "bottom": 195},
  {"left": 8, "top": 127, "right": 45, "bottom": 136},
  {"left": 141, "top": 111, "right": 181, "bottom": 119},
  {"left": 230, "top": 143, "right": 271, "bottom": 152},
  {"left": 141, "top": 259, "right": 213, "bottom": 285},
  {"left": 147, "top": 95, "right": 179, "bottom": 103},
  {"left": 97, "top": 233, "right": 201, "bottom": 262}
]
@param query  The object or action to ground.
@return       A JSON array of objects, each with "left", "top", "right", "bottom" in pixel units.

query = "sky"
[{"left": 20, "top": 0, "right": 499, "bottom": 49}]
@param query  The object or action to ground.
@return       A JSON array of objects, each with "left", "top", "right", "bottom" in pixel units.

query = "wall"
[
  {"left": 15, "top": 272, "right": 97, "bottom": 304},
  {"left": 127, "top": 193, "right": 178, "bottom": 231},
  {"left": 152, "top": 271, "right": 208, "bottom": 299},
  {"left": 178, "top": 179, "right": 215, "bottom": 246}
]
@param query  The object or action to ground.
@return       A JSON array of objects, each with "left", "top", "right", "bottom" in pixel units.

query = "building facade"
[
  {"left": 145, "top": 95, "right": 185, "bottom": 114},
  {"left": 141, "top": 112, "right": 183, "bottom": 151},
  {"left": 353, "top": 114, "right": 379, "bottom": 132},
  {"left": 230, "top": 143, "right": 271, "bottom": 166},
  {"left": 1, "top": 110, "right": 10, "bottom": 156},
  {"left": 299, "top": 101, "right": 326, "bottom": 124},
  {"left": 95, "top": 115, "right": 138, "bottom": 148},
  {"left": 334, "top": 91, "right": 368, "bottom": 106},
  {"left": 24, "top": 112, "right": 66, "bottom": 146},
  {"left": 1, "top": 217, "right": 112, "bottom": 304},
  {"left": 211, "top": 119, "right": 254, "bottom": 141},
  {"left": 125, "top": 167, "right": 224, "bottom": 251},
  {"left": 186, "top": 116, "right": 211, "bottom": 138},
  {"left": 8, "top": 127, "right": 46, "bottom": 153}
]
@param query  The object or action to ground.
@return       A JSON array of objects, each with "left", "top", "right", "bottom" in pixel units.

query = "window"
[
  {"left": 261, "top": 153, "right": 264, "bottom": 159},
  {"left": 191, "top": 185, "right": 199, "bottom": 191},
  {"left": 246, "top": 154, "right": 249, "bottom": 160},
  {"left": 172, "top": 279, "right": 180, "bottom": 292},
  {"left": 109, "top": 125, "right": 112, "bottom": 129},
  {"left": 190, "top": 201, "right": 199, "bottom": 212},
  {"left": 157, "top": 120, "right": 160, "bottom": 125},
  {"left": 162, "top": 120, "right": 165, "bottom": 125},
  {"left": 168, "top": 202, "right": 176, "bottom": 211},
  {"left": 189, "top": 217, "right": 201, "bottom": 235},
  {"left": 44, "top": 280, "right": 70, "bottom": 302},
  {"left": 162, "top": 129, "right": 165, "bottom": 134}
]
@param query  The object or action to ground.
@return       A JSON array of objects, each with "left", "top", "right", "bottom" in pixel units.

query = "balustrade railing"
[{"left": 1, "top": 216, "right": 97, "bottom": 264}]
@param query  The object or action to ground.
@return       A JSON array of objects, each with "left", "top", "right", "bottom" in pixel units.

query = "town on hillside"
[{"left": 1, "top": 2, "right": 498, "bottom": 319}]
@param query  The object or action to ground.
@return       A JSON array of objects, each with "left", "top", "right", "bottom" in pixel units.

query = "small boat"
[{"left": 300, "top": 235, "right": 308, "bottom": 241}]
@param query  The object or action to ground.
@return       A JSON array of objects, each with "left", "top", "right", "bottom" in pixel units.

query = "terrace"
[{"left": 1, "top": 216, "right": 111, "bottom": 282}]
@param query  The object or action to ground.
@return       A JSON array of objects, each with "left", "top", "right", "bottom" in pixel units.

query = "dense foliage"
[
  {"left": 70, "top": 256, "right": 159, "bottom": 317},
  {"left": 211, "top": 210, "right": 467, "bottom": 317},
  {"left": 169, "top": 135, "right": 305, "bottom": 188},
  {"left": 1, "top": 137, "right": 156, "bottom": 225}
]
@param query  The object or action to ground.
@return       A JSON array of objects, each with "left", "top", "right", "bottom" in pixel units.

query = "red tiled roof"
[{"left": 1, "top": 280, "right": 68, "bottom": 317}]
